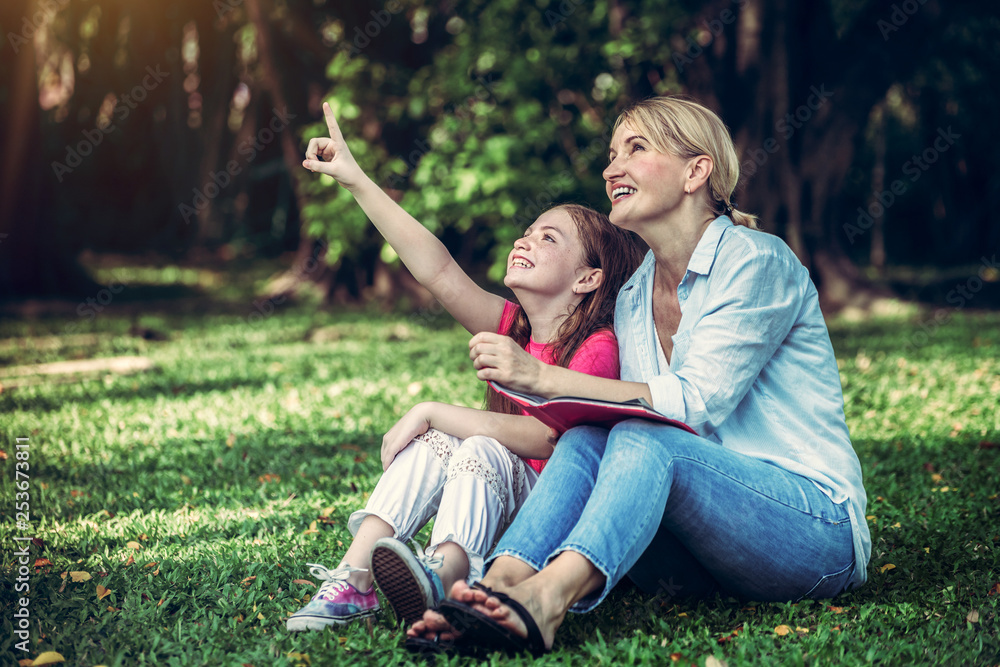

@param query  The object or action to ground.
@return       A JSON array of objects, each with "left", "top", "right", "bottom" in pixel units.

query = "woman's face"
[
  {"left": 503, "top": 208, "right": 589, "bottom": 298},
  {"left": 603, "top": 122, "right": 691, "bottom": 230}
]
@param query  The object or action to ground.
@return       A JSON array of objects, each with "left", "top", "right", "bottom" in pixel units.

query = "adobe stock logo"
[
  {"left": 844, "top": 126, "right": 960, "bottom": 244},
  {"left": 178, "top": 108, "right": 296, "bottom": 224},
  {"left": 6, "top": 0, "right": 70, "bottom": 54},
  {"left": 342, "top": 0, "right": 405, "bottom": 57},
  {"left": 51, "top": 65, "right": 169, "bottom": 182}
]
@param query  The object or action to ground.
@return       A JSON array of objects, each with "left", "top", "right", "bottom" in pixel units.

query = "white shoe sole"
[{"left": 286, "top": 609, "right": 375, "bottom": 631}]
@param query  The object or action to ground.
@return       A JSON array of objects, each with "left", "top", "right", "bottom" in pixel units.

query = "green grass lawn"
[{"left": 1, "top": 290, "right": 998, "bottom": 666}]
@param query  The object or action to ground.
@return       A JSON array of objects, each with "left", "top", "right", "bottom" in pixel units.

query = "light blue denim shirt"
[{"left": 615, "top": 216, "right": 870, "bottom": 588}]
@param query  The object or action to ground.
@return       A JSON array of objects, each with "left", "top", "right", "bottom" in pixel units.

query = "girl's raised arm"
[{"left": 303, "top": 103, "right": 506, "bottom": 335}]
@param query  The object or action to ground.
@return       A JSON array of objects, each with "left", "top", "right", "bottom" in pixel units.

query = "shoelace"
[
  {"left": 306, "top": 562, "right": 368, "bottom": 600},
  {"left": 410, "top": 540, "right": 444, "bottom": 571}
]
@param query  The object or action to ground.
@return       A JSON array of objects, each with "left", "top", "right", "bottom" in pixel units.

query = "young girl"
[{"left": 286, "top": 103, "right": 643, "bottom": 631}]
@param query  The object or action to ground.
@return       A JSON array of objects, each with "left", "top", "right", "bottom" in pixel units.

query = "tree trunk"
[
  {"left": 0, "top": 0, "right": 95, "bottom": 298},
  {"left": 680, "top": 0, "right": 920, "bottom": 313},
  {"left": 243, "top": 0, "right": 332, "bottom": 300}
]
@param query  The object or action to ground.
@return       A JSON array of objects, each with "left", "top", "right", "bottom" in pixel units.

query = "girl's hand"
[
  {"left": 381, "top": 402, "right": 434, "bottom": 471},
  {"left": 469, "top": 332, "right": 545, "bottom": 394},
  {"left": 302, "top": 102, "right": 366, "bottom": 190}
]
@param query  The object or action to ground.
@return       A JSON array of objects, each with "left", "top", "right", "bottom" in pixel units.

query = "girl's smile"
[{"left": 503, "top": 209, "right": 588, "bottom": 298}]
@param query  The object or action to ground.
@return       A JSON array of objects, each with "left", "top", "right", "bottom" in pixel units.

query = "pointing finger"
[{"left": 323, "top": 102, "right": 345, "bottom": 142}]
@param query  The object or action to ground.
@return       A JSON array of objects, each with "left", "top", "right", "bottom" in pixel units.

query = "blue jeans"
[{"left": 488, "top": 420, "right": 856, "bottom": 612}]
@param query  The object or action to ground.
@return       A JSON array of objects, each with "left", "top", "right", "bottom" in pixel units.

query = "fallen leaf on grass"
[
  {"left": 0, "top": 450, "right": 7, "bottom": 460},
  {"left": 29, "top": 652, "right": 65, "bottom": 665},
  {"left": 292, "top": 579, "right": 315, "bottom": 587},
  {"left": 124, "top": 555, "right": 135, "bottom": 567},
  {"left": 988, "top": 583, "right": 1000, "bottom": 596},
  {"left": 34, "top": 558, "right": 52, "bottom": 568},
  {"left": 717, "top": 625, "right": 743, "bottom": 644},
  {"left": 67, "top": 571, "right": 91, "bottom": 582},
  {"left": 144, "top": 561, "right": 158, "bottom": 568},
  {"left": 880, "top": 563, "right": 896, "bottom": 573},
  {"left": 705, "top": 657, "right": 727, "bottom": 667},
  {"left": 669, "top": 653, "right": 683, "bottom": 662},
  {"left": 967, "top": 610, "right": 980, "bottom": 623},
  {"left": 286, "top": 653, "right": 311, "bottom": 666},
  {"left": 96, "top": 585, "right": 112, "bottom": 600},
  {"left": 795, "top": 626, "right": 810, "bottom": 633},
  {"left": 158, "top": 598, "right": 165, "bottom": 606},
  {"left": 240, "top": 576, "right": 256, "bottom": 588},
  {"left": 18, "top": 658, "right": 33, "bottom": 666},
  {"left": 107, "top": 605, "right": 119, "bottom": 612},
  {"left": 258, "top": 473, "right": 280, "bottom": 484},
  {"left": 827, "top": 606, "right": 846, "bottom": 614},
  {"left": 774, "top": 625, "right": 792, "bottom": 636},
  {"left": 302, "top": 520, "right": 319, "bottom": 536},
  {"left": 126, "top": 541, "right": 143, "bottom": 550}
]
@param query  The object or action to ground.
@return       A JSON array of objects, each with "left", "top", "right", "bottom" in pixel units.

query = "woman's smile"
[{"left": 610, "top": 184, "right": 637, "bottom": 205}]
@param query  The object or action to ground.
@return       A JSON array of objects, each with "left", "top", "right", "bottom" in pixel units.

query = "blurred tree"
[
  {"left": 0, "top": 0, "right": 95, "bottom": 296},
  {"left": 297, "top": 0, "right": 998, "bottom": 309},
  {"left": 1, "top": 0, "right": 996, "bottom": 309},
  {"left": 670, "top": 0, "right": 997, "bottom": 308}
]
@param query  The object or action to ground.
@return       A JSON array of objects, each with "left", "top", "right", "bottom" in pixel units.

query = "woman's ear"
[
  {"left": 574, "top": 267, "right": 604, "bottom": 295},
  {"left": 686, "top": 155, "right": 714, "bottom": 194}
]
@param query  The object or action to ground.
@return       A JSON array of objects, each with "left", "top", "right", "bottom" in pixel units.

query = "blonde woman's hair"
[{"left": 614, "top": 96, "right": 759, "bottom": 230}]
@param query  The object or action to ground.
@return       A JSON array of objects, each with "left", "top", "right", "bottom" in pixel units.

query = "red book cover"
[{"left": 489, "top": 381, "right": 696, "bottom": 435}]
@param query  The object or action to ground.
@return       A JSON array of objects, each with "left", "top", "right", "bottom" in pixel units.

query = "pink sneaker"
[{"left": 286, "top": 564, "right": 379, "bottom": 631}]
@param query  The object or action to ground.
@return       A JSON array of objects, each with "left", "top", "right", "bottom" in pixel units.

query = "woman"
[{"left": 411, "top": 96, "right": 870, "bottom": 654}]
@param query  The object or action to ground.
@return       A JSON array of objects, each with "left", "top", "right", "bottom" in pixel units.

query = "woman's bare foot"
[{"left": 451, "top": 578, "right": 564, "bottom": 651}]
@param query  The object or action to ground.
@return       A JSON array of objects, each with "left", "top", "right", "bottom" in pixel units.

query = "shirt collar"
[{"left": 687, "top": 215, "right": 733, "bottom": 276}]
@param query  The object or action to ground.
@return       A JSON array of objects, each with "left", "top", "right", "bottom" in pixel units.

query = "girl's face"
[
  {"left": 603, "top": 122, "right": 691, "bottom": 230},
  {"left": 503, "top": 208, "right": 591, "bottom": 298}
]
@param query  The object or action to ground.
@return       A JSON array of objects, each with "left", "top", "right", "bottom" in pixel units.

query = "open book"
[{"left": 489, "top": 381, "right": 696, "bottom": 434}]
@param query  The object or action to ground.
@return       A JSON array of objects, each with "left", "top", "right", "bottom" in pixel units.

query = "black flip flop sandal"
[
  {"left": 438, "top": 591, "right": 547, "bottom": 656},
  {"left": 404, "top": 633, "right": 449, "bottom": 655}
]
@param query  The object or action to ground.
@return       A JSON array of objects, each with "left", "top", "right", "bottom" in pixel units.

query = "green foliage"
[
  {"left": 301, "top": 0, "right": 658, "bottom": 281},
  {"left": 1, "top": 299, "right": 998, "bottom": 665}
]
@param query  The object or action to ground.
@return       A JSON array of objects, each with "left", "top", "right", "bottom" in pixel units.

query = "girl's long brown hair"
[{"left": 485, "top": 204, "right": 645, "bottom": 415}]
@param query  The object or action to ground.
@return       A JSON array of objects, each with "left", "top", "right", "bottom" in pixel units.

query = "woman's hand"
[
  {"left": 302, "top": 102, "right": 366, "bottom": 190},
  {"left": 469, "top": 332, "right": 546, "bottom": 394},
  {"left": 381, "top": 402, "right": 434, "bottom": 471}
]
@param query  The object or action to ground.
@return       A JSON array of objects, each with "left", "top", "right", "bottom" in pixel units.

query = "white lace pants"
[{"left": 348, "top": 428, "right": 539, "bottom": 582}]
